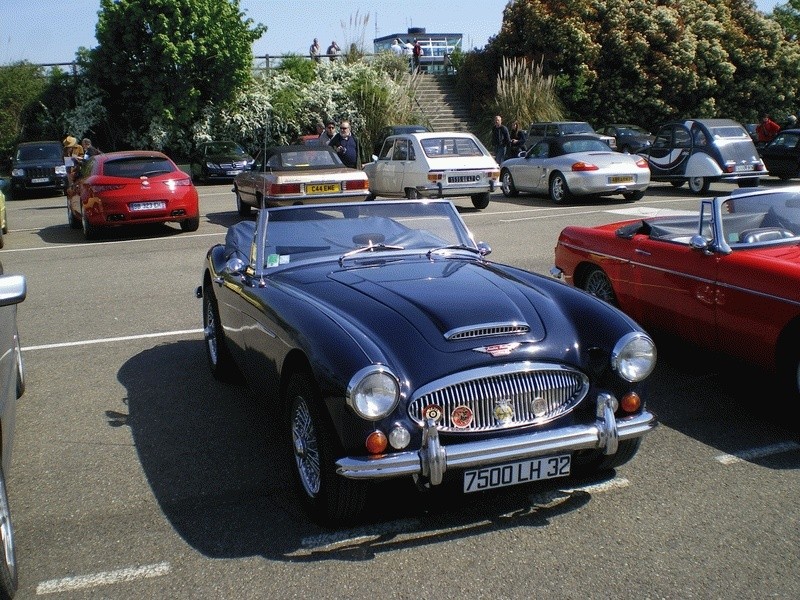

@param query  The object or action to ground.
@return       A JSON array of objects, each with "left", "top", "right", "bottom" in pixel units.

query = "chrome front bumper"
[{"left": 336, "top": 393, "right": 657, "bottom": 486}]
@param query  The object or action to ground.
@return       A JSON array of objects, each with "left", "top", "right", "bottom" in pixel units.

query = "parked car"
[
  {"left": 552, "top": 185, "right": 800, "bottom": 401},
  {"left": 232, "top": 144, "right": 370, "bottom": 216},
  {"left": 527, "top": 122, "right": 616, "bottom": 149},
  {"left": 363, "top": 132, "right": 499, "bottom": 209},
  {"left": 758, "top": 128, "right": 800, "bottom": 180},
  {"left": 637, "top": 119, "right": 766, "bottom": 193},
  {"left": 197, "top": 199, "right": 658, "bottom": 524},
  {"left": 0, "top": 265, "right": 27, "bottom": 600},
  {"left": 189, "top": 140, "right": 254, "bottom": 184},
  {"left": 744, "top": 122, "right": 759, "bottom": 145},
  {"left": 372, "top": 124, "right": 431, "bottom": 157},
  {"left": 499, "top": 135, "right": 650, "bottom": 204},
  {"left": 66, "top": 150, "right": 200, "bottom": 240},
  {"left": 596, "top": 124, "right": 654, "bottom": 154},
  {"left": 0, "top": 187, "right": 7, "bottom": 249},
  {"left": 8, "top": 140, "right": 68, "bottom": 200}
]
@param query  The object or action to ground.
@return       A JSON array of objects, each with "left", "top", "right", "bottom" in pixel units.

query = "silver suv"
[{"left": 527, "top": 122, "right": 616, "bottom": 150}]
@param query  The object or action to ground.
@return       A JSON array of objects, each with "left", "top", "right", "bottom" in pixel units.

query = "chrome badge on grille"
[
  {"left": 493, "top": 400, "right": 514, "bottom": 424},
  {"left": 472, "top": 342, "right": 521, "bottom": 357}
]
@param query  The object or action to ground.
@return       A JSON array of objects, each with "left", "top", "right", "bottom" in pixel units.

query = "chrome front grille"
[
  {"left": 408, "top": 363, "right": 589, "bottom": 433},
  {"left": 444, "top": 322, "right": 530, "bottom": 341}
]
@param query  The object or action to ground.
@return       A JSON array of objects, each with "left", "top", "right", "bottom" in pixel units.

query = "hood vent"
[{"left": 444, "top": 322, "right": 530, "bottom": 341}]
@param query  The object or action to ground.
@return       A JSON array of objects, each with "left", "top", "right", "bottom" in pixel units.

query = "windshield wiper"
[
  {"left": 426, "top": 244, "right": 482, "bottom": 258},
  {"left": 339, "top": 243, "right": 405, "bottom": 265}
]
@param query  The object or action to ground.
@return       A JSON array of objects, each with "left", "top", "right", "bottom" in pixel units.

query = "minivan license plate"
[{"left": 463, "top": 455, "right": 571, "bottom": 493}]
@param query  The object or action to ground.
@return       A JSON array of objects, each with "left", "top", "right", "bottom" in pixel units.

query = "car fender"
[{"left": 685, "top": 151, "right": 723, "bottom": 177}]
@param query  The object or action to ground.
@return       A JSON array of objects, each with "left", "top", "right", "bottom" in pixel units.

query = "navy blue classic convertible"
[{"left": 197, "top": 200, "right": 658, "bottom": 524}]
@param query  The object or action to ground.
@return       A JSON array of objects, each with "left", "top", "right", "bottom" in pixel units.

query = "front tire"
[
  {"left": 0, "top": 466, "right": 18, "bottom": 600},
  {"left": 405, "top": 187, "right": 419, "bottom": 199},
  {"left": 738, "top": 178, "right": 759, "bottom": 188},
  {"left": 688, "top": 176, "right": 710, "bottom": 194},
  {"left": 67, "top": 198, "right": 81, "bottom": 229},
  {"left": 579, "top": 266, "right": 619, "bottom": 306},
  {"left": 623, "top": 190, "right": 645, "bottom": 202},
  {"left": 549, "top": 172, "right": 571, "bottom": 204},
  {"left": 202, "top": 282, "right": 238, "bottom": 382},
  {"left": 81, "top": 209, "right": 100, "bottom": 240},
  {"left": 471, "top": 192, "right": 490, "bottom": 209},
  {"left": 286, "top": 373, "right": 367, "bottom": 525},
  {"left": 500, "top": 169, "right": 519, "bottom": 197}
]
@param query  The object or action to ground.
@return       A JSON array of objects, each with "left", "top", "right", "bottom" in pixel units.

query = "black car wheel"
[
  {"left": 738, "top": 178, "right": 760, "bottom": 188},
  {"left": 688, "top": 176, "right": 710, "bottom": 194},
  {"left": 286, "top": 372, "right": 367, "bottom": 525},
  {"left": 623, "top": 190, "right": 645, "bottom": 202},
  {"left": 81, "top": 208, "right": 100, "bottom": 241},
  {"left": 67, "top": 198, "right": 81, "bottom": 229},
  {"left": 471, "top": 192, "right": 490, "bottom": 209},
  {"left": 549, "top": 172, "right": 571, "bottom": 204},
  {"left": 202, "top": 282, "right": 238, "bottom": 382},
  {"left": 405, "top": 188, "right": 419, "bottom": 199},
  {"left": 580, "top": 266, "right": 618, "bottom": 307},
  {"left": 500, "top": 169, "right": 519, "bottom": 197},
  {"left": 180, "top": 216, "right": 200, "bottom": 232},
  {"left": 235, "top": 187, "right": 252, "bottom": 216},
  {"left": 670, "top": 180, "right": 685, "bottom": 188},
  {"left": 0, "top": 466, "right": 18, "bottom": 600}
]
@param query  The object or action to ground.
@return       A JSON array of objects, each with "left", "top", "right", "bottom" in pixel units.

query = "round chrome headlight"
[
  {"left": 611, "top": 332, "right": 656, "bottom": 382},
  {"left": 346, "top": 366, "right": 400, "bottom": 421}
]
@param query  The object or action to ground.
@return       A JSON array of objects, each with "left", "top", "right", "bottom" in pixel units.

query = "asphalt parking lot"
[{"left": 1, "top": 181, "right": 798, "bottom": 599}]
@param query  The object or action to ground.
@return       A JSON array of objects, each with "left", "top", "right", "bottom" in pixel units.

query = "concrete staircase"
[{"left": 412, "top": 74, "right": 475, "bottom": 133}]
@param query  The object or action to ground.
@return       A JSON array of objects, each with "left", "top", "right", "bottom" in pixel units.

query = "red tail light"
[
  {"left": 571, "top": 161, "right": 599, "bottom": 172},
  {"left": 635, "top": 158, "right": 648, "bottom": 169},
  {"left": 268, "top": 182, "right": 302, "bottom": 195},
  {"left": 344, "top": 179, "right": 370, "bottom": 191}
]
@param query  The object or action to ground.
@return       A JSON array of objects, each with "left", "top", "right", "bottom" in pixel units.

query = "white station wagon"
[{"left": 363, "top": 132, "right": 500, "bottom": 209}]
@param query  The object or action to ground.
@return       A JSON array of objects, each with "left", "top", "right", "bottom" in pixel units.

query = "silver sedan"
[{"left": 500, "top": 134, "right": 650, "bottom": 204}]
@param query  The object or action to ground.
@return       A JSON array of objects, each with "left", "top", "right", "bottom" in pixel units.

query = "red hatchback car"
[
  {"left": 66, "top": 150, "right": 200, "bottom": 240},
  {"left": 552, "top": 186, "right": 800, "bottom": 401}
]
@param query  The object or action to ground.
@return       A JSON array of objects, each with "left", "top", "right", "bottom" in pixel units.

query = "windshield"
[
  {"left": 722, "top": 191, "right": 800, "bottom": 246},
  {"left": 17, "top": 144, "right": 62, "bottom": 162},
  {"left": 562, "top": 139, "right": 611, "bottom": 153},
  {"left": 206, "top": 142, "right": 245, "bottom": 155},
  {"left": 230, "top": 201, "right": 477, "bottom": 270},
  {"left": 562, "top": 123, "right": 595, "bottom": 134}
]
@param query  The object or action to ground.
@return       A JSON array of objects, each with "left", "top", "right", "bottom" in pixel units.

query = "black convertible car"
[{"left": 197, "top": 200, "right": 657, "bottom": 524}]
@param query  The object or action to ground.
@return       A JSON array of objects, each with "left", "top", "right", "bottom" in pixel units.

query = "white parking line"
[
  {"left": 22, "top": 329, "right": 203, "bottom": 352},
  {"left": 0, "top": 232, "right": 222, "bottom": 253},
  {"left": 36, "top": 562, "right": 170, "bottom": 594},
  {"left": 715, "top": 441, "right": 800, "bottom": 464}
]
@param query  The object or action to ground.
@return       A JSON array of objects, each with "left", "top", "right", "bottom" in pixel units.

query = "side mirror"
[{"left": 224, "top": 257, "right": 247, "bottom": 275}]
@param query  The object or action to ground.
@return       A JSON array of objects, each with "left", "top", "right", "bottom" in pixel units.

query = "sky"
[{"left": 0, "top": 0, "right": 784, "bottom": 65}]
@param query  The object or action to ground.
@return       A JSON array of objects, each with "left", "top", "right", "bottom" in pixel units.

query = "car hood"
[{"left": 325, "top": 259, "right": 547, "bottom": 349}]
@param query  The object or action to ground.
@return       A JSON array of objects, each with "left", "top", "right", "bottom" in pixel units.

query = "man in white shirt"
[{"left": 390, "top": 38, "right": 403, "bottom": 55}]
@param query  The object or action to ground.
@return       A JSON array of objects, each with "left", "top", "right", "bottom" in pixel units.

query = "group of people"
[
  {"left": 309, "top": 38, "right": 340, "bottom": 62},
  {"left": 491, "top": 115, "right": 526, "bottom": 164},
  {"left": 756, "top": 112, "right": 798, "bottom": 145},
  {"left": 390, "top": 37, "right": 424, "bottom": 72},
  {"left": 314, "top": 119, "right": 359, "bottom": 169}
]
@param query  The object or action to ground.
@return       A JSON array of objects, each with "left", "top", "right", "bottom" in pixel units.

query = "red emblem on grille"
[
  {"left": 451, "top": 405, "right": 474, "bottom": 428},
  {"left": 422, "top": 405, "right": 443, "bottom": 422}
]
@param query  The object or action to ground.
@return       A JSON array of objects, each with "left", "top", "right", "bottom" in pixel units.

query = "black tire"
[
  {"left": 738, "top": 178, "right": 759, "bottom": 188},
  {"left": 0, "top": 230, "right": 4, "bottom": 250},
  {"left": 235, "top": 187, "right": 252, "bottom": 217},
  {"left": 14, "top": 335, "right": 24, "bottom": 399},
  {"left": 0, "top": 465, "right": 18, "bottom": 600},
  {"left": 405, "top": 187, "right": 419, "bottom": 199},
  {"left": 202, "top": 282, "right": 238, "bottom": 382},
  {"left": 572, "top": 438, "right": 642, "bottom": 476},
  {"left": 500, "top": 169, "right": 519, "bottom": 197},
  {"left": 623, "top": 190, "right": 645, "bottom": 202},
  {"left": 670, "top": 180, "right": 685, "bottom": 188},
  {"left": 365, "top": 193, "right": 376, "bottom": 201},
  {"left": 180, "top": 216, "right": 200, "bottom": 232},
  {"left": 81, "top": 208, "right": 100, "bottom": 241},
  {"left": 286, "top": 372, "right": 367, "bottom": 525},
  {"left": 688, "top": 176, "right": 710, "bottom": 194},
  {"left": 549, "top": 172, "right": 571, "bottom": 204},
  {"left": 67, "top": 198, "right": 81, "bottom": 229},
  {"left": 471, "top": 192, "right": 490, "bottom": 209},
  {"left": 579, "top": 266, "right": 619, "bottom": 307}
]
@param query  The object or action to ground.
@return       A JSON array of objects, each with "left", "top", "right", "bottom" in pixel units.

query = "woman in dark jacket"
[{"left": 509, "top": 121, "right": 526, "bottom": 156}]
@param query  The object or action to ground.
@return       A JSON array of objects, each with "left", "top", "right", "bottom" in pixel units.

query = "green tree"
[
  {"left": 0, "top": 62, "right": 48, "bottom": 154},
  {"left": 487, "top": 0, "right": 800, "bottom": 127},
  {"left": 87, "top": 0, "right": 266, "bottom": 154},
  {"left": 773, "top": 0, "right": 800, "bottom": 40}
]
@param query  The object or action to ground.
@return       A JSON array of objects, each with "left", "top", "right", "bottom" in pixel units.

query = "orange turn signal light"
[
  {"left": 620, "top": 392, "right": 641, "bottom": 413},
  {"left": 366, "top": 430, "right": 388, "bottom": 454}
]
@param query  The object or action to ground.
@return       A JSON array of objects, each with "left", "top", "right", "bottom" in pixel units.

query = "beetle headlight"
[
  {"left": 611, "top": 332, "right": 656, "bottom": 382},
  {"left": 347, "top": 366, "right": 400, "bottom": 421}
]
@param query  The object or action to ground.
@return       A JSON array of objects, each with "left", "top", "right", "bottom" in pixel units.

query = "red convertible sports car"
[
  {"left": 552, "top": 186, "right": 800, "bottom": 400},
  {"left": 67, "top": 150, "right": 200, "bottom": 240}
]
